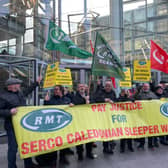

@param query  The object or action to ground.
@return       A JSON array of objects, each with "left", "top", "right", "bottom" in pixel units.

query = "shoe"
[
  {"left": 128, "top": 147, "right": 134, "bottom": 152},
  {"left": 66, "top": 148, "right": 74, "bottom": 155},
  {"left": 160, "top": 141, "right": 168, "bottom": 145},
  {"left": 78, "top": 154, "right": 83, "bottom": 161},
  {"left": 59, "top": 157, "right": 70, "bottom": 165},
  {"left": 137, "top": 144, "right": 144, "bottom": 150},
  {"left": 103, "top": 148, "right": 114, "bottom": 154},
  {"left": 92, "top": 142, "right": 97, "bottom": 148},
  {"left": 86, "top": 153, "right": 97, "bottom": 159},
  {"left": 154, "top": 142, "right": 159, "bottom": 148}
]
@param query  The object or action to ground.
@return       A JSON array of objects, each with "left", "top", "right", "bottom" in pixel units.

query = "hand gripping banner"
[{"left": 13, "top": 100, "right": 168, "bottom": 159}]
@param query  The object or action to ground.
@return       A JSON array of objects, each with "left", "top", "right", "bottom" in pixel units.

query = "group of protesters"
[{"left": 0, "top": 76, "right": 168, "bottom": 168}]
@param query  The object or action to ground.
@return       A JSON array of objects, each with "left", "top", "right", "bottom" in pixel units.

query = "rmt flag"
[
  {"left": 150, "top": 40, "right": 168, "bottom": 73},
  {"left": 91, "top": 32, "right": 125, "bottom": 80},
  {"left": 46, "top": 21, "right": 92, "bottom": 59}
]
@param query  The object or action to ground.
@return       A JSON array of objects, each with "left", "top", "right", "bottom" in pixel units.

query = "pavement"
[{"left": 1, "top": 137, "right": 168, "bottom": 168}]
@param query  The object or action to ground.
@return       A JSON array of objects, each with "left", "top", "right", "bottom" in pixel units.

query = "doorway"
[{"left": 0, "top": 55, "right": 47, "bottom": 136}]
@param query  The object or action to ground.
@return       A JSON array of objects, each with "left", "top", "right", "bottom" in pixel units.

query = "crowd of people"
[{"left": 0, "top": 77, "right": 168, "bottom": 168}]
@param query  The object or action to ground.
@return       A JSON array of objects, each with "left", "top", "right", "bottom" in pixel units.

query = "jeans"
[
  {"left": 6, "top": 124, "right": 34, "bottom": 168},
  {"left": 6, "top": 126, "right": 18, "bottom": 168}
]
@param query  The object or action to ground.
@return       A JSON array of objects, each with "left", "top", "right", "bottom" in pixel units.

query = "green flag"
[
  {"left": 46, "top": 21, "right": 92, "bottom": 59},
  {"left": 91, "top": 32, "right": 125, "bottom": 80}
]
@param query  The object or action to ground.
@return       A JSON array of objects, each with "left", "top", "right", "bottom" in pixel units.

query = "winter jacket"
[
  {"left": 155, "top": 92, "right": 164, "bottom": 99},
  {"left": 93, "top": 89, "right": 117, "bottom": 103},
  {"left": 0, "top": 82, "right": 39, "bottom": 129},
  {"left": 44, "top": 95, "right": 71, "bottom": 105},
  {"left": 72, "top": 91, "right": 86, "bottom": 105},
  {"left": 117, "top": 95, "right": 134, "bottom": 102},
  {"left": 135, "top": 90, "right": 158, "bottom": 100}
]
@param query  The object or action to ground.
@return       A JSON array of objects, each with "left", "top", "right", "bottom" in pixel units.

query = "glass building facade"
[
  {"left": 0, "top": 0, "right": 121, "bottom": 91},
  {"left": 123, "top": 0, "right": 168, "bottom": 81},
  {"left": 0, "top": 0, "right": 168, "bottom": 96}
]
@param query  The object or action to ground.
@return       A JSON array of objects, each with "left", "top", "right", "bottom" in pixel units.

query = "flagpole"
[
  {"left": 87, "top": 75, "right": 92, "bottom": 96},
  {"left": 88, "top": 51, "right": 94, "bottom": 96},
  {"left": 88, "top": 38, "right": 95, "bottom": 96}
]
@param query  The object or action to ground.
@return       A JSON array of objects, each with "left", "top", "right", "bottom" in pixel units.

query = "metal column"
[
  {"left": 80, "top": 69, "right": 85, "bottom": 84},
  {"left": 33, "top": 59, "right": 39, "bottom": 105},
  {"left": 110, "top": 0, "right": 124, "bottom": 65}
]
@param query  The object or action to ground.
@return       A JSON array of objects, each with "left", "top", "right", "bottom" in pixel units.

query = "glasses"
[{"left": 54, "top": 88, "right": 60, "bottom": 91}]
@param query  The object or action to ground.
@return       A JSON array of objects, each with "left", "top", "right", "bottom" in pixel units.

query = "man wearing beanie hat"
[{"left": 0, "top": 76, "right": 42, "bottom": 168}]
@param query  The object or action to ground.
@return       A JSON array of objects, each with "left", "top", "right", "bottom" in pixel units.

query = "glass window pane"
[
  {"left": 124, "top": 11, "right": 132, "bottom": 25},
  {"left": 124, "top": 39, "right": 131, "bottom": 51},
  {"left": 9, "top": 46, "right": 16, "bottom": 55},
  {"left": 0, "top": 40, "right": 7, "bottom": 48},
  {"left": 0, "top": 47, "right": 7, "bottom": 53},
  {"left": 24, "top": 29, "right": 34, "bottom": 43},
  {"left": 135, "top": 38, "right": 143, "bottom": 50},
  {"left": 26, "top": 16, "right": 33, "bottom": 29},
  {"left": 156, "top": 19, "right": 168, "bottom": 32},
  {"left": 134, "top": 7, "right": 146, "bottom": 23},
  {"left": 123, "top": 1, "right": 145, "bottom": 12},
  {"left": 134, "top": 50, "right": 144, "bottom": 60},
  {"left": 134, "top": 23, "right": 147, "bottom": 36},
  {"left": 156, "top": 0, "right": 168, "bottom": 4},
  {"left": 125, "top": 52, "right": 132, "bottom": 65},
  {"left": 157, "top": 4, "right": 168, "bottom": 16},
  {"left": 147, "top": 21, "right": 155, "bottom": 32},
  {"left": 62, "top": 0, "right": 83, "bottom": 33},
  {"left": 23, "top": 43, "right": 34, "bottom": 56},
  {"left": 147, "top": 5, "right": 155, "bottom": 17},
  {"left": 9, "top": 39, "right": 16, "bottom": 45},
  {"left": 88, "top": 0, "right": 109, "bottom": 16},
  {"left": 124, "top": 25, "right": 132, "bottom": 38}
]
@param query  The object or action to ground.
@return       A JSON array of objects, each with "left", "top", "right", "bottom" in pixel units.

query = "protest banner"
[{"left": 13, "top": 100, "right": 168, "bottom": 159}]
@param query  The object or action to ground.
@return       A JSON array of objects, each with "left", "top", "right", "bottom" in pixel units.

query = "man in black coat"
[
  {"left": 135, "top": 83, "right": 158, "bottom": 150},
  {"left": 0, "top": 77, "right": 41, "bottom": 168},
  {"left": 93, "top": 80, "right": 116, "bottom": 154},
  {"left": 35, "top": 85, "right": 73, "bottom": 167},
  {"left": 71, "top": 83, "right": 97, "bottom": 161},
  {"left": 117, "top": 89, "right": 134, "bottom": 153}
]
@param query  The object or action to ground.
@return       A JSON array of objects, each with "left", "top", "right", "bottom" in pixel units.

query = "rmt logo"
[{"left": 21, "top": 108, "right": 72, "bottom": 132}]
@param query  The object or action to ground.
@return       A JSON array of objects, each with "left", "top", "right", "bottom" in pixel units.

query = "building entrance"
[{"left": 0, "top": 54, "right": 47, "bottom": 137}]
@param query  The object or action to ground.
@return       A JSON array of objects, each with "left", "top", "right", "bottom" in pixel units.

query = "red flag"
[
  {"left": 110, "top": 77, "right": 116, "bottom": 89},
  {"left": 90, "top": 40, "right": 94, "bottom": 54},
  {"left": 150, "top": 40, "right": 168, "bottom": 73}
]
